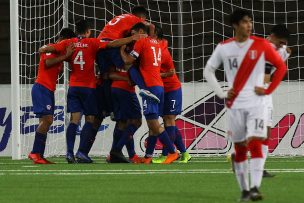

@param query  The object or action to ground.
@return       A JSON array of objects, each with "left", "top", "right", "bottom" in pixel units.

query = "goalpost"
[{"left": 11, "top": 0, "right": 304, "bottom": 159}]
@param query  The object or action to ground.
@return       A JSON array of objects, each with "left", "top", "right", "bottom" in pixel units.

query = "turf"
[{"left": 0, "top": 156, "right": 304, "bottom": 203}]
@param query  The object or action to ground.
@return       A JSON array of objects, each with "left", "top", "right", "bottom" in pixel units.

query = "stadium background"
[{"left": 0, "top": 0, "right": 303, "bottom": 84}]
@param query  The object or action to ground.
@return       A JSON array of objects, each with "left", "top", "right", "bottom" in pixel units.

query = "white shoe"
[{"left": 139, "top": 89, "right": 160, "bottom": 103}]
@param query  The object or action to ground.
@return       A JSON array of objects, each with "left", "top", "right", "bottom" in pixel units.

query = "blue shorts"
[
  {"left": 67, "top": 87, "right": 98, "bottom": 116},
  {"left": 96, "top": 39, "right": 124, "bottom": 74},
  {"left": 163, "top": 88, "right": 182, "bottom": 115},
  {"left": 111, "top": 88, "right": 142, "bottom": 121},
  {"left": 32, "top": 83, "right": 55, "bottom": 118},
  {"left": 142, "top": 86, "right": 164, "bottom": 120},
  {"left": 95, "top": 81, "right": 113, "bottom": 118}
]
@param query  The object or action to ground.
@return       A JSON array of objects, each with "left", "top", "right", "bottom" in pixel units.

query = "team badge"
[
  {"left": 46, "top": 105, "right": 52, "bottom": 110},
  {"left": 249, "top": 50, "right": 257, "bottom": 60}
]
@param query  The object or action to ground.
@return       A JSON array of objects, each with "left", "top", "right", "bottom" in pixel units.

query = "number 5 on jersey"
[{"left": 74, "top": 51, "right": 85, "bottom": 70}]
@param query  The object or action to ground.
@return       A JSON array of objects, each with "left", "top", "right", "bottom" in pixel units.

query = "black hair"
[
  {"left": 230, "top": 9, "right": 252, "bottom": 26},
  {"left": 75, "top": 19, "right": 90, "bottom": 35},
  {"left": 154, "top": 24, "right": 163, "bottom": 39},
  {"left": 59, "top": 28, "right": 76, "bottom": 39},
  {"left": 271, "top": 24, "right": 290, "bottom": 39},
  {"left": 131, "top": 22, "right": 148, "bottom": 33},
  {"left": 132, "top": 6, "right": 148, "bottom": 17}
]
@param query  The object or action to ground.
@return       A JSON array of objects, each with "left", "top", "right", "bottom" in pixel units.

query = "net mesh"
[{"left": 16, "top": 0, "right": 304, "bottom": 158}]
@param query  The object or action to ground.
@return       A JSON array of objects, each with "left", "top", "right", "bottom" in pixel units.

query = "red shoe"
[
  {"left": 162, "top": 152, "right": 179, "bottom": 164},
  {"left": 129, "top": 154, "right": 141, "bottom": 164},
  {"left": 140, "top": 157, "right": 152, "bottom": 164},
  {"left": 28, "top": 153, "right": 54, "bottom": 164}
]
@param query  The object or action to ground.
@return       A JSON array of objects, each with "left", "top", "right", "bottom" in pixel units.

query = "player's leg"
[
  {"left": 127, "top": 65, "right": 160, "bottom": 103},
  {"left": 262, "top": 101, "right": 275, "bottom": 177},
  {"left": 246, "top": 106, "right": 267, "bottom": 201},
  {"left": 76, "top": 88, "right": 98, "bottom": 163},
  {"left": 126, "top": 118, "right": 142, "bottom": 163},
  {"left": 29, "top": 83, "right": 55, "bottom": 164},
  {"left": 83, "top": 85, "right": 105, "bottom": 155},
  {"left": 110, "top": 88, "right": 141, "bottom": 163},
  {"left": 65, "top": 87, "right": 82, "bottom": 163},
  {"left": 142, "top": 86, "right": 178, "bottom": 164},
  {"left": 228, "top": 108, "right": 250, "bottom": 201}
]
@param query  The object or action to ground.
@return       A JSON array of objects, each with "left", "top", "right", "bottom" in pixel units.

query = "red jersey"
[
  {"left": 159, "top": 40, "right": 181, "bottom": 92},
  {"left": 98, "top": 14, "right": 144, "bottom": 40},
  {"left": 36, "top": 44, "right": 63, "bottom": 92},
  {"left": 130, "top": 37, "right": 163, "bottom": 87},
  {"left": 111, "top": 68, "right": 135, "bottom": 93},
  {"left": 52, "top": 37, "right": 109, "bottom": 88}
]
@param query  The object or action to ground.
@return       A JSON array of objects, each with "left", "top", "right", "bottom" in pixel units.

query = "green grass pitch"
[{"left": 0, "top": 156, "right": 304, "bottom": 203}]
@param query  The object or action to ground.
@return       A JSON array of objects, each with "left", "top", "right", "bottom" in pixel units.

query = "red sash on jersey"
[{"left": 226, "top": 39, "right": 264, "bottom": 108}]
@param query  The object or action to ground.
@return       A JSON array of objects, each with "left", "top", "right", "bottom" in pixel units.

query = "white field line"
[
  {"left": 1, "top": 159, "right": 303, "bottom": 165},
  {"left": 1, "top": 169, "right": 304, "bottom": 176}
]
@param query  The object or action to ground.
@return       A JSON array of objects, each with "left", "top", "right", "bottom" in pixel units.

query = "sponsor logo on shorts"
[{"left": 46, "top": 105, "right": 52, "bottom": 110}]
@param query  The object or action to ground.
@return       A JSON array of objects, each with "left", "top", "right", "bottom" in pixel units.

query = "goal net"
[{"left": 12, "top": 0, "right": 304, "bottom": 159}]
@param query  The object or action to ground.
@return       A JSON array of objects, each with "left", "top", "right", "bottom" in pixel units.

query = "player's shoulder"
[
  {"left": 220, "top": 37, "right": 235, "bottom": 45},
  {"left": 250, "top": 35, "right": 268, "bottom": 44},
  {"left": 159, "top": 39, "right": 168, "bottom": 49}
]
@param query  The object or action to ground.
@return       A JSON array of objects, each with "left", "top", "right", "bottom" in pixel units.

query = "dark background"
[{"left": 1, "top": 0, "right": 303, "bottom": 84}]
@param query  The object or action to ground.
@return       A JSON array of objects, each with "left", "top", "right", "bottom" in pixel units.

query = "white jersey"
[
  {"left": 206, "top": 36, "right": 276, "bottom": 109},
  {"left": 272, "top": 44, "right": 290, "bottom": 62}
]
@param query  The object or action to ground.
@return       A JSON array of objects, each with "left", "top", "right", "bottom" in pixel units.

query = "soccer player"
[
  {"left": 261, "top": 24, "right": 291, "bottom": 177},
  {"left": 120, "top": 22, "right": 179, "bottom": 164},
  {"left": 229, "top": 24, "right": 291, "bottom": 178},
  {"left": 97, "top": 5, "right": 159, "bottom": 104},
  {"left": 151, "top": 25, "right": 191, "bottom": 164},
  {"left": 39, "top": 19, "right": 146, "bottom": 163},
  {"left": 107, "top": 66, "right": 142, "bottom": 163},
  {"left": 28, "top": 28, "right": 76, "bottom": 164},
  {"left": 204, "top": 10, "right": 287, "bottom": 201}
]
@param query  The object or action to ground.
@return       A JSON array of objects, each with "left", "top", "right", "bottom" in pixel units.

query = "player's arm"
[
  {"left": 203, "top": 44, "right": 228, "bottom": 99},
  {"left": 106, "top": 34, "right": 147, "bottom": 48},
  {"left": 255, "top": 41, "right": 287, "bottom": 95},
  {"left": 120, "top": 45, "right": 136, "bottom": 65},
  {"left": 161, "top": 69, "right": 175, "bottom": 78},
  {"left": 39, "top": 40, "right": 69, "bottom": 54},
  {"left": 44, "top": 43, "right": 75, "bottom": 68}
]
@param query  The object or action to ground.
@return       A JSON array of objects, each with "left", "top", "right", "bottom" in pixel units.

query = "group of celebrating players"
[
  {"left": 28, "top": 6, "right": 191, "bottom": 166},
  {"left": 28, "top": 5, "right": 290, "bottom": 201}
]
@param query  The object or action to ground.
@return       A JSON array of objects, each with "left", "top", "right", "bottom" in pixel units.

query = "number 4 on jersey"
[{"left": 73, "top": 51, "right": 85, "bottom": 70}]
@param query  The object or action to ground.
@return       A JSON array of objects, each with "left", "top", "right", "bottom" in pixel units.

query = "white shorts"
[
  {"left": 264, "top": 95, "right": 273, "bottom": 127},
  {"left": 227, "top": 106, "right": 267, "bottom": 143}
]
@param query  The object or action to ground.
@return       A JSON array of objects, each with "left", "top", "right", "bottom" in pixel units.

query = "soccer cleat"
[
  {"left": 28, "top": 153, "right": 54, "bottom": 164},
  {"left": 75, "top": 151, "right": 93, "bottom": 164},
  {"left": 250, "top": 187, "right": 263, "bottom": 201},
  {"left": 162, "top": 152, "right": 179, "bottom": 164},
  {"left": 140, "top": 157, "right": 152, "bottom": 164},
  {"left": 152, "top": 154, "right": 167, "bottom": 164},
  {"left": 66, "top": 152, "right": 77, "bottom": 164},
  {"left": 129, "top": 154, "right": 142, "bottom": 164},
  {"left": 109, "top": 150, "right": 130, "bottom": 163},
  {"left": 179, "top": 152, "right": 191, "bottom": 163},
  {"left": 263, "top": 170, "right": 275, "bottom": 178},
  {"left": 239, "top": 190, "right": 251, "bottom": 202},
  {"left": 139, "top": 89, "right": 160, "bottom": 103}
]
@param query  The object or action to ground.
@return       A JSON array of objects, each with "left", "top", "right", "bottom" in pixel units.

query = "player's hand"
[
  {"left": 120, "top": 45, "right": 127, "bottom": 53},
  {"left": 132, "top": 34, "right": 148, "bottom": 41},
  {"left": 255, "top": 86, "right": 266, "bottom": 95},
  {"left": 65, "top": 43, "right": 75, "bottom": 59},
  {"left": 227, "top": 88, "right": 236, "bottom": 100}
]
